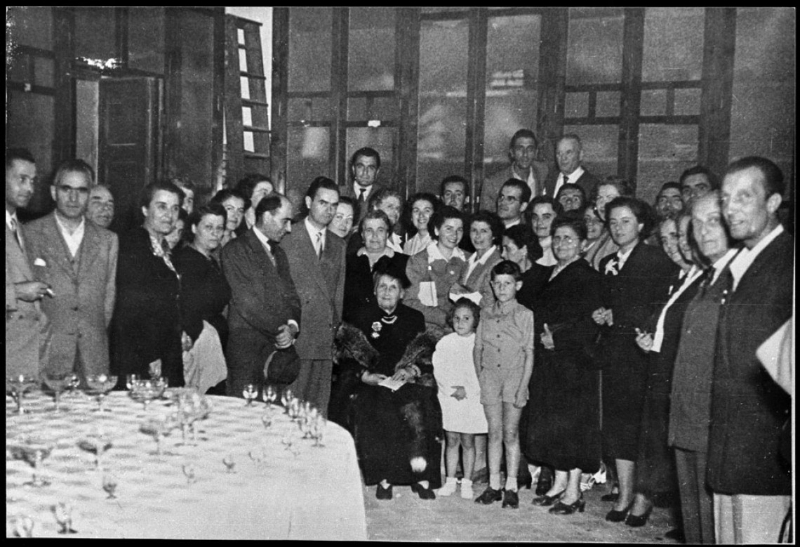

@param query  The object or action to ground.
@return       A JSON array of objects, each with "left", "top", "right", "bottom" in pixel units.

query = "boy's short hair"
[
  {"left": 490, "top": 259, "right": 522, "bottom": 282},
  {"left": 446, "top": 297, "right": 481, "bottom": 330}
]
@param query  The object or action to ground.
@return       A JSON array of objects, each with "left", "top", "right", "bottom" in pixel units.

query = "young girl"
[
  {"left": 474, "top": 260, "right": 534, "bottom": 509},
  {"left": 432, "top": 298, "right": 487, "bottom": 500}
]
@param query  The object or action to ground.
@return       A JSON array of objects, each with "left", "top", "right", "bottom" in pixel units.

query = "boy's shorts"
[{"left": 478, "top": 365, "right": 525, "bottom": 406}]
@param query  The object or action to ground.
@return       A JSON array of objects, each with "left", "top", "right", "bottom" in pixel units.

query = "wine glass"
[
  {"left": 9, "top": 437, "right": 55, "bottom": 487},
  {"left": 242, "top": 384, "right": 257, "bottom": 406},
  {"left": 130, "top": 378, "right": 166, "bottom": 412},
  {"left": 6, "top": 374, "right": 39, "bottom": 415},
  {"left": 182, "top": 463, "right": 197, "bottom": 484},
  {"left": 125, "top": 374, "right": 140, "bottom": 391},
  {"left": 140, "top": 415, "right": 177, "bottom": 456},
  {"left": 78, "top": 432, "right": 113, "bottom": 470},
  {"left": 85, "top": 374, "right": 118, "bottom": 412},
  {"left": 102, "top": 474, "right": 118, "bottom": 499},
  {"left": 288, "top": 397, "right": 301, "bottom": 422},
  {"left": 41, "top": 370, "right": 73, "bottom": 412},
  {"left": 52, "top": 502, "right": 77, "bottom": 534},
  {"left": 312, "top": 415, "right": 327, "bottom": 448},
  {"left": 222, "top": 454, "right": 236, "bottom": 473},
  {"left": 261, "top": 413, "right": 273, "bottom": 429},
  {"left": 65, "top": 374, "right": 82, "bottom": 399},
  {"left": 280, "top": 387, "right": 294, "bottom": 412},
  {"left": 262, "top": 384, "right": 278, "bottom": 411}
]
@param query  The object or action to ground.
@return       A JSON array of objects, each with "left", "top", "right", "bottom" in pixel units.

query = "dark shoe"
[
  {"left": 475, "top": 486, "right": 503, "bottom": 505},
  {"left": 471, "top": 467, "right": 489, "bottom": 484},
  {"left": 410, "top": 482, "right": 436, "bottom": 500},
  {"left": 549, "top": 497, "right": 586, "bottom": 515},
  {"left": 601, "top": 483, "right": 620, "bottom": 502},
  {"left": 664, "top": 528, "right": 685, "bottom": 542},
  {"left": 517, "top": 473, "right": 533, "bottom": 490},
  {"left": 605, "top": 501, "right": 633, "bottom": 522},
  {"left": 535, "top": 468, "right": 553, "bottom": 496},
  {"left": 625, "top": 506, "right": 653, "bottom": 527},
  {"left": 531, "top": 489, "right": 565, "bottom": 507},
  {"left": 502, "top": 489, "right": 519, "bottom": 509},
  {"left": 376, "top": 483, "right": 393, "bottom": 500}
]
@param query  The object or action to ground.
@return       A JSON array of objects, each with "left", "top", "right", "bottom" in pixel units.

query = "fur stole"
[
  {"left": 334, "top": 322, "right": 379, "bottom": 371},
  {"left": 394, "top": 325, "right": 445, "bottom": 389}
]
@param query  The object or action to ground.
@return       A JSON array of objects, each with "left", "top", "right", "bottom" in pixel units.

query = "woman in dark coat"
[
  {"left": 591, "top": 197, "right": 679, "bottom": 523},
  {"left": 111, "top": 181, "right": 186, "bottom": 388},
  {"left": 524, "top": 215, "right": 603, "bottom": 515},
  {"left": 337, "top": 265, "right": 442, "bottom": 501}
]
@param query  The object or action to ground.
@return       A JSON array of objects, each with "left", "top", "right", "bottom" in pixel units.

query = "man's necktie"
[
  {"left": 9, "top": 217, "right": 23, "bottom": 250},
  {"left": 359, "top": 188, "right": 367, "bottom": 202},
  {"left": 316, "top": 232, "right": 323, "bottom": 259}
]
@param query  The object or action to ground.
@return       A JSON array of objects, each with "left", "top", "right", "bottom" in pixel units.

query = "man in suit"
[
  {"left": 440, "top": 175, "right": 469, "bottom": 212},
  {"left": 222, "top": 193, "right": 301, "bottom": 399},
  {"left": 679, "top": 165, "right": 719, "bottom": 210},
  {"left": 496, "top": 179, "right": 531, "bottom": 229},
  {"left": 543, "top": 134, "right": 601, "bottom": 199},
  {"left": 341, "top": 147, "right": 384, "bottom": 225},
  {"left": 708, "top": 156, "right": 792, "bottom": 544},
  {"left": 86, "top": 184, "right": 115, "bottom": 229},
  {"left": 25, "top": 159, "right": 118, "bottom": 380},
  {"left": 282, "top": 177, "right": 346, "bottom": 416},
  {"left": 6, "top": 148, "right": 51, "bottom": 377},
  {"left": 480, "top": 129, "right": 549, "bottom": 210}
]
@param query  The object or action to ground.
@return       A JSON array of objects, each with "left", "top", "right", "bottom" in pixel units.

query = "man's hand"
[
  {"left": 181, "top": 331, "right": 193, "bottom": 352},
  {"left": 276, "top": 323, "right": 298, "bottom": 349},
  {"left": 635, "top": 328, "right": 654, "bottom": 353},
  {"left": 541, "top": 323, "right": 555, "bottom": 350},
  {"left": 513, "top": 386, "right": 528, "bottom": 409},
  {"left": 362, "top": 372, "right": 388, "bottom": 386},
  {"left": 15, "top": 281, "right": 51, "bottom": 302}
]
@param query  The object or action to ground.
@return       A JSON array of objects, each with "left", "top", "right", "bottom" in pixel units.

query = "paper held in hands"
[{"left": 378, "top": 377, "right": 407, "bottom": 392}]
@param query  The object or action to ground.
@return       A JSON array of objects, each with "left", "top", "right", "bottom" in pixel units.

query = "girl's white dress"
[{"left": 432, "top": 332, "right": 488, "bottom": 434}]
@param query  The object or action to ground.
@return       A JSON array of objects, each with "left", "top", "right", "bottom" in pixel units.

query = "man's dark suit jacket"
[
  {"left": 221, "top": 228, "right": 301, "bottom": 397},
  {"left": 341, "top": 182, "right": 386, "bottom": 225},
  {"left": 543, "top": 168, "right": 602, "bottom": 200},
  {"left": 707, "top": 230, "right": 793, "bottom": 496}
]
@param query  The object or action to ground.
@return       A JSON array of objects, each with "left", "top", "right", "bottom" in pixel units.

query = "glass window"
[
  {"left": 128, "top": 7, "right": 165, "bottom": 74},
  {"left": 595, "top": 91, "right": 620, "bottom": 118},
  {"left": 484, "top": 15, "right": 541, "bottom": 175},
  {"left": 567, "top": 8, "right": 624, "bottom": 85},
  {"left": 238, "top": 49, "right": 248, "bottom": 73},
  {"left": 237, "top": 28, "right": 245, "bottom": 45},
  {"left": 729, "top": 7, "right": 795, "bottom": 186},
  {"left": 637, "top": 124, "right": 698, "bottom": 203},
  {"left": 240, "top": 77, "right": 250, "bottom": 100},
  {"left": 74, "top": 8, "right": 117, "bottom": 62},
  {"left": 565, "top": 92, "right": 589, "bottom": 119},
  {"left": 640, "top": 89, "right": 667, "bottom": 116},
  {"left": 348, "top": 8, "right": 395, "bottom": 93},
  {"left": 7, "top": 6, "right": 53, "bottom": 51},
  {"left": 242, "top": 107, "right": 253, "bottom": 127},
  {"left": 288, "top": 97, "right": 330, "bottom": 122},
  {"left": 243, "top": 131, "right": 255, "bottom": 153},
  {"left": 642, "top": 8, "right": 704, "bottom": 82},
  {"left": 563, "top": 124, "right": 619, "bottom": 184},
  {"left": 288, "top": 127, "right": 331, "bottom": 185},
  {"left": 288, "top": 8, "right": 332, "bottom": 92},
  {"left": 417, "top": 17, "right": 470, "bottom": 195},
  {"left": 674, "top": 88, "right": 701, "bottom": 116}
]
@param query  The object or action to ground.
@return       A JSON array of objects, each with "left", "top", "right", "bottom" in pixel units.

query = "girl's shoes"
[
  {"left": 438, "top": 477, "right": 458, "bottom": 497},
  {"left": 625, "top": 505, "right": 653, "bottom": 527},
  {"left": 502, "top": 489, "right": 519, "bottom": 509},
  {"left": 474, "top": 486, "right": 503, "bottom": 505},
  {"left": 460, "top": 479, "right": 474, "bottom": 500},
  {"left": 531, "top": 489, "right": 565, "bottom": 507},
  {"left": 549, "top": 497, "right": 586, "bottom": 515}
]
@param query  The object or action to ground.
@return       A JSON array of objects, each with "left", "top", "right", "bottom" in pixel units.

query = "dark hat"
[{"left": 264, "top": 345, "right": 300, "bottom": 385}]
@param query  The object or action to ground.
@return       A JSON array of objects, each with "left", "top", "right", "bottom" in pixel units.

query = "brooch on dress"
[{"left": 371, "top": 321, "right": 382, "bottom": 339}]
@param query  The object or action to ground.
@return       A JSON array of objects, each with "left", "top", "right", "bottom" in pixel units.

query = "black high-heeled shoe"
[
  {"left": 410, "top": 482, "right": 436, "bottom": 500},
  {"left": 605, "top": 501, "right": 633, "bottom": 522},
  {"left": 531, "top": 489, "right": 565, "bottom": 507},
  {"left": 601, "top": 482, "right": 620, "bottom": 502},
  {"left": 625, "top": 505, "right": 653, "bottom": 527},
  {"left": 549, "top": 497, "right": 586, "bottom": 515}
]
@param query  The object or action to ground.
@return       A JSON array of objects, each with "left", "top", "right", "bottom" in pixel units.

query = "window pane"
[
  {"left": 243, "top": 131, "right": 255, "bottom": 153},
  {"left": 417, "top": 18, "right": 470, "bottom": 195},
  {"left": 240, "top": 77, "right": 250, "bottom": 100},
  {"left": 6, "top": 91, "right": 54, "bottom": 212},
  {"left": 74, "top": 8, "right": 117, "bottom": 62},
  {"left": 237, "top": 28, "right": 245, "bottom": 45},
  {"left": 596, "top": 91, "right": 620, "bottom": 117},
  {"left": 129, "top": 7, "right": 165, "bottom": 75},
  {"left": 565, "top": 92, "right": 589, "bottom": 119},
  {"left": 637, "top": 124, "right": 698, "bottom": 203},
  {"left": 288, "top": 7, "right": 332, "bottom": 92},
  {"left": 288, "top": 97, "right": 330, "bottom": 122},
  {"left": 238, "top": 49, "right": 248, "bottom": 73},
  {"left": 348, "top": 8, "right": 395, "bottom": 92},
  {"left": 7, "top": 6, "right": 53, "bottom": 51},
  {"left": 567, "top": 9, "right": 624, "bottom": 85},
  {"left": 563, "top": 124, "right": 618, "bottom": 184},
  {"left": 287, "top": 127, "right": 331, "bottom": 187},
  {"left": 674, "top": 88, "right": 701, "bottom": 116},
  {"left": 729, "top": 7, "right": 795, "bottom": 186},
  {"left": 640, "top": 89, "right": 667, "bottom": 116},
  {"left": 484, "top": 15, "right": 541, "bottom": 175},
  {"left": 642, "top": 8, "right": 704, "bottom": 82},
  {"left": 242, "top": 107, "right": 253, "bottom": 127}
]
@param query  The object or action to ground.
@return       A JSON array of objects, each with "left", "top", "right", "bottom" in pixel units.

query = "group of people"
[{"left": 6, "top": 129, "right": 792, "bottom": 543}]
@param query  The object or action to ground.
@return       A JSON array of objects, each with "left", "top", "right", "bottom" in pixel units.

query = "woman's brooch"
[{"left": 371, "top": 321, "right": 382, "bottom": 339}]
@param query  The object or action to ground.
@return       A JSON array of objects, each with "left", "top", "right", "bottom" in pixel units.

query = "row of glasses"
[{"left": 129, "top": 377, "right": 168, "bottom": 412}]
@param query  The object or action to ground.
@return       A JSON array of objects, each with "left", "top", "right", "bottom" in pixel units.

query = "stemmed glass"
[
  {"left": 287, "top": 397, "right": 301, "bottom": 422},
  {"left": 65, "top": 374, "right": 82, "bottom": 399},
  {"left": 262, "top": 384, "right": 278, "bottom": 411},
  {"left": 102, "top": 474, "right": 118, "bottom": 499},
  {"left": 125, "top": 374, "right": 140, "bottom": 391},
  {"left": 130, "top": 378, "right": 167, "bottom": 412},
  {"left": 85, "top": 374, "right": 118, "bottom": 412},
  {"left": 280, "top": 387, "right": 294, "bottom": 413},
  {"left": 41, "top": 370, "right": 74, "bottom": 412},
  {"left": 78, "top": 432, "right": 113, "bottom": 470},
  {"left": 312, "top": 415, "right": 327, "bottom": 447},
  {"left": 9, "top": 437, "right": 55, "bottom": 486},
  {"left": 140, "top": 414, "right": 177, "bottom": 456},
  {"left": 6, "top": 374, "right": 39, "bottom": 415},
  {"left": 52, "top": 502, "right": 77, "bottom": 534},
  {"left": 222, "top": 454, "right": 236, "bottom": 473},
  {"left": 242, "top": 384, "right": 258, "bottom": 406}
]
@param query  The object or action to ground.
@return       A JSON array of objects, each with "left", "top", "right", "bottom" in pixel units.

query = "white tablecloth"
[{"left": 6, "top": 391, "right": 367, "bottom": 540}]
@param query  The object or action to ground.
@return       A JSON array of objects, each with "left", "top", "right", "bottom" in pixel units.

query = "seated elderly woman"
[
  {"left": 335, "top": 264, "right": 443, "bottom": 501},
  {"left": 343, "top": 209, "right": 409, "bottom": 323},
  {"left": 174, "top": 202, "right": 232, "bottom": 394},
  {"left": 404, "top": 206, "right": 469, "bottom": 329}
]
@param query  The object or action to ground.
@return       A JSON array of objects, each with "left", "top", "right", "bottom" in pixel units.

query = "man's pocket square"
[{"left": 34, "top": 258, "right": 47, "bottom": 267}]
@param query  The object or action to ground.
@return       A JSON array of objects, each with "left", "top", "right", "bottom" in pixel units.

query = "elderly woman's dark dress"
[
  {"left": 111, "top": 227, "right": 184, "bottom": 387},
  {"left": 343, "top": 253, "right": 409, "bottom": 323},
  {"left": 523, "top": 259, "right": 603, "bottom": 473},
  {"left": 174, "top": 245, "right": 232, "bottom": 349},
  {"left": 597, "top": 243, "right": 679, "bottom": 462},
  {"left": 346, "top": 302, "right": 442, "bottom": 489}
]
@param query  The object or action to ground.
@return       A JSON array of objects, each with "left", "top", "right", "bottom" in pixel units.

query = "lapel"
[
  {"left": 244, "top": 229, "right": 277, "bottom": 283},
  {"left": 299, "top": 222, "right": 330, "bottom": 298},
  {"left": 43, "top": 214, "right": 79, "bottom": 281},
  {"left": 77, "top": 221, "right": 100, "bottom": 278},
  {"left": 6, "top": 222, "right": 34, "bottom": 281},
  {"left": 618, "top": 241, "right": 644, "bottom": 276}
]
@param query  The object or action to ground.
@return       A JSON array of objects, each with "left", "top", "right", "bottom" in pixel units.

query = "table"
[{"left": 6, "top": 390, "right": 367, "bottom": 540}]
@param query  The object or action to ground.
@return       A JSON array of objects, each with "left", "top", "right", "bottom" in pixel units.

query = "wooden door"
[{"left": 98, "top": 77, "right": 162, "bottom": 233}]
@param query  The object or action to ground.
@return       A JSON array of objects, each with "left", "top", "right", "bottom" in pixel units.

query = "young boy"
[{"left": 473, "top": 260, "right": 534, "bottom": 509}]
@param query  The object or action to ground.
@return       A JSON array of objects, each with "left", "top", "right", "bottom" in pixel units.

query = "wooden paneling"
[
  {"left": 270, "top": 8, "right": 290, "bottom": 192},
  {"left": 224, "top": 15, "right": 245, "bottom": 186},
  {"left": 329, "top": 8, "right": 350, "bottom": 188},
  {"left": 537, "top": 8, "right": 569, "bottom": 175},
  {"left": 464, "top": 8, "right": 488, "bottom": 213},
  {"left": 394, "top": 8, "right": 421, "bottom": 197},
  {"left": 52, "top": 8, "right": 76, "bottom": 167},
  {"left": 618, "top": 8, "right": 645, "bottom": 188}
]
